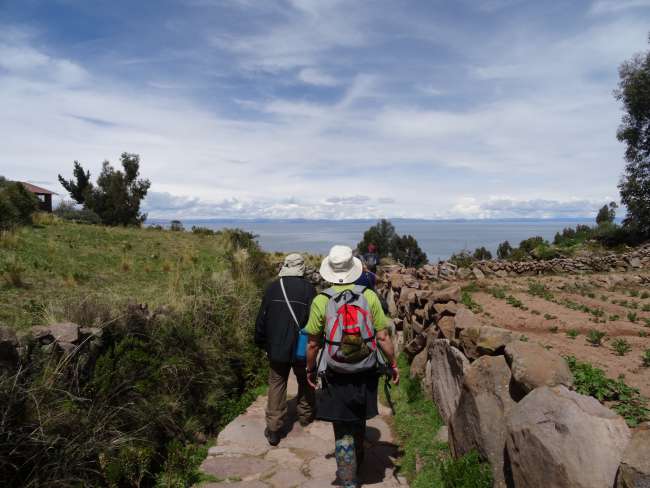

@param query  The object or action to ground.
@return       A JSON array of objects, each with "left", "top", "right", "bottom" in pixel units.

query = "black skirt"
[{"left": 315, "top": 371, "right": 379, "bottom": 423}]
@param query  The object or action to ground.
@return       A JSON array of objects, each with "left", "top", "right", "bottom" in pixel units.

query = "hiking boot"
[{"left": 264, "top": 428, "right": 280, "bottom": 446}]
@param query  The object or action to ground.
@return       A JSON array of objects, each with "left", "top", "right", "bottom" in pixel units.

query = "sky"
[{"left": 1, "top": 0, "right": 650, "bottom": 220}]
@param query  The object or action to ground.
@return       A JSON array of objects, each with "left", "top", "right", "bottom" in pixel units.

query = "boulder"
[
  {"left": 457, "top": 267, "right": 472, "bottom": 280},
  {"left": 452, "top": 307, "right": 481, "bottom": 342},
  {"left": 404, "top": 334, "right": 426, "bottom": 357},
  {"left": 386, "top": 289, "right": 398, "bottom": 316},
  {"left": 429, "top": 339, "right": 470, "bottom": 424},
  {"left": 507, "top": 385, "right": 631, "bottom": 488},
  {"left": 423, "top": 359, "right": 434, "bottom": 398},
  {"left": 458, "top": 325, "right": 513, "bottom": 360},
  {"left": 617, "top": 424, "right": 650, "bottom": 488},
  {"left": 472, "top": 267, "right": 486, "bottom": 280},
  {"left": 505, "top": 341, "right": 574, "bottom": 397},
  {"left": 628, "top": 257, "right": 642, "bottom": 269},
  {"left": 431, "top": 285, "right": 461, "bottom": 303},
  {"left": 449, "top": 355, "right": 515, "bottom": 487},
  {"left": 433, "top": 302, "right": 458, "bottom": 316},
  {"left": 410, "top": 348, "right": 428, "bottom": 379},
  {"left": 437, "top": 316, "right": 455, "bottom": 340},
  {"left": 495, "top": 269, "right": 508, "bottom": 278}
]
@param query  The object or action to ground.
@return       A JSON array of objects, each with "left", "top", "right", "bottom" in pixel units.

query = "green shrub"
[
  {"left": 628, "top": 311, "right": 638, "bottom": 323},
  {"left": 490, "top": 287, "right": 507, "bottom": 299},
  {"left": 461, "top": 291, "right": 483, "bottom": 313},
  {"left": 586, "top": 329, "right": 606, "bottom": 346},
  {"left": 565, "top": 356, "right": 649, "bottom": 426},
  {"left": 549, "top": 326, "right": 559, "bottom": 333},
  {"left": 528, "top": 281, "right": 554, "bottom": 300},
  {"left": 544, "top": 313, "right": 557, "bottom": 320},
  {"left": 54, "top": 200, "right": 101, "bottom": 224},
  {"left": 641, "top": 291, "right": 649, "bottom": 299},
  {"left": 642, "top": 304, "right": 650, "bottom": 312},
  {"left": 449, "top": 250, "right": 474, "bottom": 268},
  {"left": 0, "top": 179, "right": 39, "bottom": 230},
  {"left": 439, "top": 451, "right": 493, "bottom": 488},
  {"left": 612, "top": 338, "right": 632, "bottom": 356},
  {"left": 0, "top": 253, "right": 27, "bottom": 288},
  {"left": 566, "top": 329, "right": 579, "bottom": 339}
]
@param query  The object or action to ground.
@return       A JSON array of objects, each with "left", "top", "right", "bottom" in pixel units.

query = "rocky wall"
[
  {"left": 378, "top": 276, "right": 650, "bottom": 488},
  {"left": 387, "top": 244, "right": 650, "bottom": 283}
]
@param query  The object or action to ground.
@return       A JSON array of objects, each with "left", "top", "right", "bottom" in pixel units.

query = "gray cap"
[{"left": 278, "top": 253, "right": 305, "bottom": 277}]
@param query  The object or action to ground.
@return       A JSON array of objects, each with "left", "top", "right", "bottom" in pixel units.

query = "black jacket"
[{"left": 254, "top": 276, "right": 317, "bottom": 363}]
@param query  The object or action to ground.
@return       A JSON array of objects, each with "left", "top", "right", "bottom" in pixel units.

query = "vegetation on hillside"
[
  {"left": 0, "top": 219, "right": 273, "bottom": 486},
  {"left": 357, "top": 219, "right": 428, "bottom": 267}
]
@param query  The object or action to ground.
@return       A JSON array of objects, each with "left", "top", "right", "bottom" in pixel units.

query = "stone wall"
[
  {"left": 378, "top": 276, "right": 649, "bottom": 488},
  {"left": 387, "top": 244, "right": 650, "bottom": 283}
]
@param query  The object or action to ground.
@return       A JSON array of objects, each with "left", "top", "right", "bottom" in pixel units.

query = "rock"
[
  {"left": 404, "top": 334, "right": 426, "bottom": 357},
  {"left": 504, "top": 341, "right": 574, "bottom": 397},
  {"left": 459, "top": 325, "right": 513, "bottom": 360},
  {"left": 450, "top": 355, "right": 515, "bottom": 487},
  {"left": 386, "top": 289, "right": 398, "bottom": 316},
  {"left": 506, "top": 385, "right": 631, "bottom": 488},
  {"left": 472, "top": 267, "right": 486, "bottom": 280},
  {"left": 437, "top": 316, "right": 455, "bottom": 340},
  {"left": 628, "top": 257, "right": 642, "bottom": 269},
  {"left": 410, "top": 348, "right": 428, "bottom": 379},
  {"left": 452, "top": 307, "right": 481, "bottom": 342},
  {"left": 495, "top": 269, "right": 508, "bottom": 278},
  {"left": 423, "top": 359, "right": 433, "bottom": 398},
  {"left": 0, "top": 326, "right": 19, "bottom": 368},
  {"left": 457, "top": 267, "right": 472, "bottom": 280},
  {"left": 431, "top": 285, "right": 461, "bottom": 303},
  {"left": 430, "top": 339, "right": 470, "bottom": 424},
  {"left": 433, "top": 302, "right": 458, "bottom": 316},
  {"left": 38, "top": 322, "right": 79, "bottom": 344},
  {"left": 617, "top": 424, "right": 650, "bottom": 488},
  {"left": 30, "top": 326, "right": 54, "bottom": 345}
]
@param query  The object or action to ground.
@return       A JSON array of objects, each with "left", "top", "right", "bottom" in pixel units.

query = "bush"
[
  {"left": 612, "top": 338, "right": 632, "bottom": 356},
  {"left": 170, "top": 220, "right": 184, "bottom": 232},
  {"left": 496, "top": 241, "right": 512, "bottom": 259},
  {"left": 357, "top": 220, "right": 428, "bottom": 267},
  {"left": 586, "top": 329, "right": 606, "bottom": 346},
  {"left": 439, "top": 451, "right": 493, "bottom": 488},
  {"left": 471, "top": 246, "right": 492, "bottom": 260},
  {"left": 566, "top": 356, "right": 649, "bottom": 426},
  {"left": 449, "top": 250, "right": 474, "bottom": 268},
  {"left": 643, "top": 349, "right": 650, "bottom": 367},
  {"left": 518, "top": 236, "right": 546, "bottom": 254},
  {"left": 392, "top": 234, "right": 428, "bottom": 268},
  {"left": 0, "top": 178, "right": 39, "bottom": 230},
  {"left": 54, "top": 201, "right": 101, "bottom": 224},
  {"left": 0, "top": 255, "right": 270, "bottom": 486}
]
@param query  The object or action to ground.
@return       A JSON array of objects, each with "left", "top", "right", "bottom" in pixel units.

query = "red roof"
[{"left": 20, "top": 182, "right": 57, "bottom": 195}]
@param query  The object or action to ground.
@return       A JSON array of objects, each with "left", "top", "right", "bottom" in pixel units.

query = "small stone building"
[{"left": 21, "top": 183, "right": 56, "bottom": 213}]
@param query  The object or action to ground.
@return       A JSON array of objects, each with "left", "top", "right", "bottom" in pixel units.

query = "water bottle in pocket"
[{"left": 293, "top": 328, "right": 308, "bottom": 362}]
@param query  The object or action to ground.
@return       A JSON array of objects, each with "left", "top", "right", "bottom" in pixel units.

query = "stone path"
[{"left": 197, "top": 375, "right": 408, "bottom": 487}]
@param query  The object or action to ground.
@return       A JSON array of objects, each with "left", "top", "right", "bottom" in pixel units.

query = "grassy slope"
[{"left": 1, "top": 220, "right": 235, "bottom": 329}]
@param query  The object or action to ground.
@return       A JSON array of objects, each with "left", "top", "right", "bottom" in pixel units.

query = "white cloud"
[
  {"left": 590, "top": 0, "right": 650, "bottom": 14},
  {"left": 298, "top": 67, "right": 340, "bottom": 86}
]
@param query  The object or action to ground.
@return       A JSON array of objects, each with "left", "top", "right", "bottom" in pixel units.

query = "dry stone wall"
[
  {"left": 379, "top": 266, "right": 650, "bottom": 488},
  {"left": 389, "top": 243, "right": 650, "bottom": 283}
]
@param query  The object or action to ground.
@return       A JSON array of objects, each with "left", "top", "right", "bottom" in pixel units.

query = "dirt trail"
[{"left": 196, "top": 375, "right": 407, "bottom": 487}]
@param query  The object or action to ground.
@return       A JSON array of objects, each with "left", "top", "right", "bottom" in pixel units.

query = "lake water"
[{"left": 150, "top": 218, "right": 594, "bottom": 261}]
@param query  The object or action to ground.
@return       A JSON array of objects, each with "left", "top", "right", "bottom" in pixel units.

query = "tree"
[
  {"left": 59, "top": 153, "right": 151, "bottom": 226},
  {"left": 472, "top": 246, "right": 492, "bottom": 260},
  {"left": 356, "top": 219, "right": 397, "bottom": 258},
  {"left": 391, "top": 234, "right": 428, "bottom": 267},
  {"left": 616, "top": 37, "right": 650, "bottom": 237},
  {"left": 58, "top": 161, "right": 93, "bottom": 204},
  {"left": 596, "top": 202, "right": 618, "bottom": 225},
  {"left": 497, "top": 241, "right": 512, "bottom": 259},
  {"left": 0, "top": 177, "right": 39, "bottom": 229},
  {"left": 518, "top": 236, "right": 545, "bottom": 254}
]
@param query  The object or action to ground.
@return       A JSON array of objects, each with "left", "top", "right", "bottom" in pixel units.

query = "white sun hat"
[{"left": 319, "top": 245, "right": 363, "bottom": 284}]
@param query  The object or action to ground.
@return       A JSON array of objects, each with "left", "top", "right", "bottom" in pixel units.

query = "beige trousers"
[{"left": 266, "top": 361, "right": 315, "bottom": 432}]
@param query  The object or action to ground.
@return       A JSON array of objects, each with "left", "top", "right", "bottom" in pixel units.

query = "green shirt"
[{"left": 304, "top": 285, "right": 389, "bottom": 335}]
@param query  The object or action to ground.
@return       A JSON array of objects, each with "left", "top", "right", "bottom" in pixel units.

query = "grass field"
[{"left": 0, "top": 219, "right": 252, "bottom": 329}]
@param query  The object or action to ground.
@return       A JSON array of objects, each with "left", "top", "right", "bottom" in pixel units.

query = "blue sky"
[{"left": 2, "top": 0, "right": 650, "bottom": 219}]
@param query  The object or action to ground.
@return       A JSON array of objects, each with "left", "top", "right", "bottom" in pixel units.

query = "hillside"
[{"left": 0, "top": 220, "right": 267, "bottom": 329}]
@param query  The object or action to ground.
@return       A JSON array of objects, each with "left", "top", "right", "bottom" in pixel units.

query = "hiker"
[
  {"left": 355, "top": 258, "right": 377, "bottom": 290},
  {"left": 362, "top": 243, "right": 379, "bottom": 273},
  {"left": 304, "top": 245, "right": 399, "bottom": 488},
  {"left": 255, "top": 253, "right": 316, "bottom": 446}
]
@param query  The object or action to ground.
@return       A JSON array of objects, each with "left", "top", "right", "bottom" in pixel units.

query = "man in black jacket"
[{"left": 255, "top": 253, "right": 317, "bottom": 446}]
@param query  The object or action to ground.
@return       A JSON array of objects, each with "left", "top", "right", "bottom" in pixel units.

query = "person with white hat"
[
  {"left": 255, "top": 253, "right": 317, "bottom": 446},
  {"left": 303, "top": 245, "right": 399, "bottom": 488}
]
